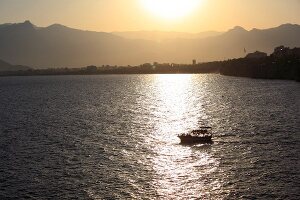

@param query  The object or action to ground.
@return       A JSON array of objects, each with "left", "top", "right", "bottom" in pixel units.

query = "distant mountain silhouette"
[
  {"left": 0, "top": 21, "right": 300, "bottom": 68},
  {"left": 112, "top": 31, "right": 222, "bottom": 41},
  {"left": 0, "top": 58, "right": 30, "bottom": 71}
]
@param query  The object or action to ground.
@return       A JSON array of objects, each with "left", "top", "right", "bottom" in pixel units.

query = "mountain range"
[
  {"left": 112, "top": 30, "right": 222, "bottom": 41},
  {"left": 0, "top": 21, "right": 300, "bottom": 68},
  {"left": 0, "top": 58, "right": 30, "bottom": 72}
]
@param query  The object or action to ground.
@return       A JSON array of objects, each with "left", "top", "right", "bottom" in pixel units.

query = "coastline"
[{"left": 1, "top": 57, "right": 299, "bottom": 82}]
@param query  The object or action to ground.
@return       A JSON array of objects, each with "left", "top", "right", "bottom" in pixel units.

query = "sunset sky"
[{"left": 0, "top": 0, "right": 299, "bottom": 32}]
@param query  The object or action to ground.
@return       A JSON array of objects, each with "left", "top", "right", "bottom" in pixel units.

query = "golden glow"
[
  {"left": 146, "top": 74, "right": 220, "bottom": 197},
  {"left": 1, "top": 1, "right": 300, "bottom": 33},
  {"left": 140, "top": 0, "right": 203, "bottom": 20},
  {"left": 155, "top": 74, "right": 194, "bottom": 135}
]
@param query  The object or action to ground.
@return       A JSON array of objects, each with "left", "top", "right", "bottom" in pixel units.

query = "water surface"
[{"left": 0, "top": 74, "right": 299, "bottom": 199}]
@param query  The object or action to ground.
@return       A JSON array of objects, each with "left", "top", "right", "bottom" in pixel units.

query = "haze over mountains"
[
  {"left": 0, "top": 21, "right": 300, "bottom": 68},
  {"left": 0, "top": 58, "right": 30, "bottom": 72},
  {"left": 112, "top": 31, "right": 222, "bottom": 41}
]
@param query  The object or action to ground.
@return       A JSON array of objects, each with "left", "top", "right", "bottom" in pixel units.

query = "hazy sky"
[{"left": 0, "top": 0, "right": 299, "bottom": 32}]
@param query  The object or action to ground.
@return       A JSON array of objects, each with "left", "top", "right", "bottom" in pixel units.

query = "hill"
[
  {"left": 0, "top": 58, "right": 30, "bottom": 71},
  {"left": 0, "top": 21, "right": 300, "bottom": 68}
]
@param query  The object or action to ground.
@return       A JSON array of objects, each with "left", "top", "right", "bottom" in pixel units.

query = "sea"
[{"left": 0, "top": 74, "right": 299, "bottom": 199}]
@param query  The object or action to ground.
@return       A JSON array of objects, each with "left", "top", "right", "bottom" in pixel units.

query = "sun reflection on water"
[
  {"left": 154, "top": 74, "right": 197, "bottom": 136},
  {"left": 147, "top": 74, "right": 220, "bottom": 198}
]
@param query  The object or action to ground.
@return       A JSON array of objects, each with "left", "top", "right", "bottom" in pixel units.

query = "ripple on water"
[{"left": 0, "top": 74, "right": 299, "bottom": 199}]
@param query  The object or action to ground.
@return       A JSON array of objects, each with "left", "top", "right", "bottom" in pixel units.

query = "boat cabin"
[{"left": 178, "top": 127, "right": 213, "bottom": 144}]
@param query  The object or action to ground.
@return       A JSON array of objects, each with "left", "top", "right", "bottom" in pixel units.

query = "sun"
[{"left": 141, "top": 0, "right": 202, "bottom": 20}]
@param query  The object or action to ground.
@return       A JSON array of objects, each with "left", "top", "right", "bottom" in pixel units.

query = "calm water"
[{"left": 0, "top": 74, "right": 299, "bottom": 199}]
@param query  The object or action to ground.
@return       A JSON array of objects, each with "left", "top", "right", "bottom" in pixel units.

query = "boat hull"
[{"left": 178, "top": 135, "right": 213, "bottom": 144}]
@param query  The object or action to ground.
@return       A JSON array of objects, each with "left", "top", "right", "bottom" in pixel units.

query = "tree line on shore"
[{"left": 1, "top": 46, "right": 299, "bottom": 81}]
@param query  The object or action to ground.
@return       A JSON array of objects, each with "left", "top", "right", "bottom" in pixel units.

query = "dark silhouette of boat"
[{"left": 178, "top": 127, "right": 213, "bottom": 144}]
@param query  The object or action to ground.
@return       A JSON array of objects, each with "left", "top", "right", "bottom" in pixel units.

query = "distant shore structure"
[
  {"left": 193, "top": 59, "right": 197, "bottom": 65},
  {"left": 245, "top": 51, "right": 268, "bottom": 59}
]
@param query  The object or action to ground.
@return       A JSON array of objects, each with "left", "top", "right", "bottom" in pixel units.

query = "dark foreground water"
[{"left": 0, "top": 74, "right": 299, "bottom": 199}]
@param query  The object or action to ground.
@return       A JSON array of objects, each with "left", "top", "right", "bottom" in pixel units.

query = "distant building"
[
  {"left": 86, "top": 65, "right": 97, "bottom": 72},
  {"left": 245, "top": 51, "right": 268, "bottom": 59},
  {"left": 142, "top": 63, "right": 152, "bottom": 67},
  {"left": 192, "top": 59, "right": 197, "bottom": 65}
]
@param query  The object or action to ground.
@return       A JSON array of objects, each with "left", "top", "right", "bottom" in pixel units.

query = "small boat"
[{"left": 178, "top": 127, "right": 213, "bottom": 144}]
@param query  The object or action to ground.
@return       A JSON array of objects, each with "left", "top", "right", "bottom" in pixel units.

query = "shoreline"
[
  {"left": 1, "top": 46, "right": 299, "bottom": 81},
  {"left": 1, "top": 60, "right": 299, "bottom": 82}
]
